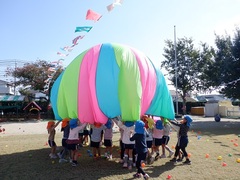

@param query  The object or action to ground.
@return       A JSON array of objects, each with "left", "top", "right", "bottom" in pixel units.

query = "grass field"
[{"left": 0, "top": 118, "right": 240, "bottom": 180}]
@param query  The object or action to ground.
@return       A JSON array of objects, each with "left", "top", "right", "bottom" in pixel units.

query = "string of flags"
[
  {"left": 44, "top": 0, "right": 124, "bottom": 92},
  {"left": 222, "top": 78, "right": 240, "bottom": 86}
]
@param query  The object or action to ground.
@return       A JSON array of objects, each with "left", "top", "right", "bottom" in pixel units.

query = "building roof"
[
  {"left": 0, "top": 95, "right": 25, "bottom": 101},
  {"left": 23, "top": 101, "right": 42, "bottom": 111},
  {"left": 196, "top": 94, "right": 225, "bottom": 102}
]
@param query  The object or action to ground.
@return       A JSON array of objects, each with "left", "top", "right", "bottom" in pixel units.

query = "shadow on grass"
[
  {"left": 191, "top": 120, "right": 240, "bottom": 136},
  {"left": 0, "top": 145, "right": 133, "bottom": 180}
]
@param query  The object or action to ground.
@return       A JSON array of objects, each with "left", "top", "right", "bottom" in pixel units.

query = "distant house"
[
  {"left": 170, "top": 90, "right": 198, "bottom": 102},
  {"left": 196, "top": 94, "right": 226, "bottom": 102},
  {"left": 23, "top": 101, "right": 42, "bottom": 120},
  {"left": 0, "top": 80, "right": 14, "bottom": 95}
]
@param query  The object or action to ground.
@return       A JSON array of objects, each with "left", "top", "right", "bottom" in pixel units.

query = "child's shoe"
[
  {"left": 71, "top": 160, "right": 78, "bottom": 167},
  {"left": 59, "top": 158, "right": 68, "bottom": 163},
  {"left": 149, "top": 156, "right": 155, "bottom": 164},
  {"left": 133, "top": 173, "right": 142, "bottom": 178},
  {"left": 143, "top": 174, "right": 150, "bottom": 180},
  {"left": 104, "top": 152, "right": 108, "bottom": 158},
  {"left": 170, "top": 157, "right": 176, "bottom": 162},
  {"left": 183, "top": 159, "right": 191, "bottom": 165},
  {"left": 160, "top": 154, "right": 166, "bottom": 158},
  {"left": 128, "top": 160, "right": 133, "bottom": 170},
  {"left": 71, "top": 162, "right": 77, "bottom": 167},
  {"left": 168, "top": 151, "right": 174, "bottom": 158},
  {"left": 123, "top": 162, "right": 128, "bottom": 168},
  {"left": 155, "top": 153, "right": 160, "bottom": 160},
  {"left": 176, "top": 158, "right": 183, "bottom": 162},
  {"left": 57, "top": 152, "right": 61, "bottom": 158},
  {"left": 50, "top": 154, "right": 58, "bottom": 159},
  {"left": 108, "top": 154, "right": 113, "bottom": 160}
]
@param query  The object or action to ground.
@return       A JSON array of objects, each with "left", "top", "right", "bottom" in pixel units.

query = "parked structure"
[{"left": 0, "top": 80, "right": 14, "bottom": 95}]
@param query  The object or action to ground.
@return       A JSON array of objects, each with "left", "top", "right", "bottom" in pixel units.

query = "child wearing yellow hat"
[{"left": 160, "top": 116, "right": 174, "bottom": 158}]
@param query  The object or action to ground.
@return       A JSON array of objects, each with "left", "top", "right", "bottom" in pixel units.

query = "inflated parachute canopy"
[{"left": 50, "top": 43, "right": 175, "bottom": 124}]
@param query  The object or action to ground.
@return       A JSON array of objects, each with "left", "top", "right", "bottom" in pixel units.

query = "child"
[
  {"left": 130, "top": 120, "right": 150, "bottom": 179},
  {"left": 150, "top": 119, "right": 163, "bottom": 163},
  {"left": 47, "top": 120, "right": 61, "bottom": 159},
  {"left": 78, "top": 128, "right": 84, "bottom": 148},
  {"left": 103, "top": 118, "right": 114, "bottom": 159},
  {"left": 112, "top": 117, "right": 125, "bottom": 163},
  {"left": 117, "top": 120, "right": 135, "bottom": 170},
  {"left": 67, "top": 119, "right": 87, "bottom": 167},
  {"left": 90, "top": 122, "right": 106, "bottom": 159},
  {"left": 142, "top": 115, "right": 154, "bottom": 164},
  {"left": 83, "top": 124, "right": 90, "bottom": 145},
  {"left": 58, "top": 118, "right": 70, "bottom": 163},
  {"left": 170, "top": 119, "right": 183, "bottom": 162},
  {"left": 160, "top": 116, "right": 174, "bottom": 158},
  {"left": 169, "top": 115, "right": 193, "bottom": 165}
]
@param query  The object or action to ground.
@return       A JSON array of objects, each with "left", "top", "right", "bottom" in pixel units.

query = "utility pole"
[
  {"left": 14, "top": 59, "right": 16, "bottom": 95},
  {"left": 174, "top": 25, "right": 178, "bottom": 115}
]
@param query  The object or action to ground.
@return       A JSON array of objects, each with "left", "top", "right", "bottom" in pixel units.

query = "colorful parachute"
[{"left": 50, "top": 43, "right": 175, "bottom": 124}]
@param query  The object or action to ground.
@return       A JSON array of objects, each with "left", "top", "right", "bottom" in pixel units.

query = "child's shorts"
[
  {"left": 123, "top": 143, "right": 135, "bottom": 149},
  {"left": 90, "top": 141, "right": 100, "bottom": 148},
  {"left": 153, "top": 138, "right": 162, "bottom": 146},
  {"left": 147, "top": 140, "right": 153, "bottom": 148},
  {"left": 83, "top": 130, "right": 89, "bottom": 135},
  {"left": 104, "top": 139, "right": 112, "bottom": 147},
  {"left": 162, "top": 136, "right": 170, "bottom": 145},
  {"left": 48, "top": 140, "right": 56, "bottom": 147},
  {"left": 62, "top": 139, "right": 68, "bottom": 147},
  {"left": 67, "top": 144, "right": 78, "bottom": 150}
]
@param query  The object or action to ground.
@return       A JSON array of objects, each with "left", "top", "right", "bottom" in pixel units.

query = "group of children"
[
  {"left": 46, "top": 115, "right": 193, "bottom": 179},
  {"left": 46, "top": 117, "right": 116, "bottom": 166}
]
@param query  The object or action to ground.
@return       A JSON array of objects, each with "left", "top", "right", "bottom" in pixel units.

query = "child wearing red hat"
[
  {"left": 90, "top": 122, "right": 106, "bottom": 159},
  {"left": 58, "top": 118, "right": 70, "bottom": 163},
  {"left": 47, "top": 120, "right": 61, "bottom": 159}
]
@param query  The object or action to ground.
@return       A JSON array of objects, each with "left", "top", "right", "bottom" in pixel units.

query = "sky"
[{"left": 1, "top": 0, "right": 240, "bottom": 89}]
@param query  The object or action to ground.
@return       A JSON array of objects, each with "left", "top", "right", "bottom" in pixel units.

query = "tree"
[
  {"left": 206, "top": 28, "right": 240, "bottom": 99},
  {"left": 6, "top": 60, "right": 63, "bottom": 97},
  {"left": 162, "top": 37, "right": 214, "bottom": 114}
]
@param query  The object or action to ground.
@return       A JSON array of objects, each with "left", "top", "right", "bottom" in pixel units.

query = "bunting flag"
[
  {"left": 107, "top": 0, "right": 123, "bottom": 12},
  {"left": 113, "top": 0, "right": 124, "bottom": 6},
  {"left": 72, "top": 35, "right": 85, "bottom": 45},
  {"left": 61, "top": 46, "right": 73, "bottom": 52},
  {"left": 75, "top": 26, "right": 93, "bottom": 33},
  {"left": 86, "top": 9, "right": 102, "bottom": 22},
  {"left": 44, "top": 1, "right": 124, "bottom": 93},
  {"left": 107, "top": 4, "right": 115, "bottom": 12},
  {"left": 57, "top": 52, "right": 69, "bottom": 57}
]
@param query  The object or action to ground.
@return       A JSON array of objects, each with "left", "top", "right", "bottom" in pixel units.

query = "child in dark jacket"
[
  {"left": 130, "top": 120, "right": 149, "bottom": 180},
  {"left": 170, "top": 115, "right": 193, "bottom": 165}
]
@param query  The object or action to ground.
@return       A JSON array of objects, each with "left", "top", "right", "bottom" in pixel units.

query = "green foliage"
[
  {"left": 205, "top": 27, "right": 240, "bottom": 99},
  {"left": 162, "top": 37, "right": 214, "bottom": 113},
  {"left": 6, "top": 60, "right": 63, "bottom": 96}
]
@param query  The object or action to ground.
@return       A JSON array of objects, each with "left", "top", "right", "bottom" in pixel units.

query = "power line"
[{"left": 0, "top": 59, "right": 32, "bottom": 82}]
